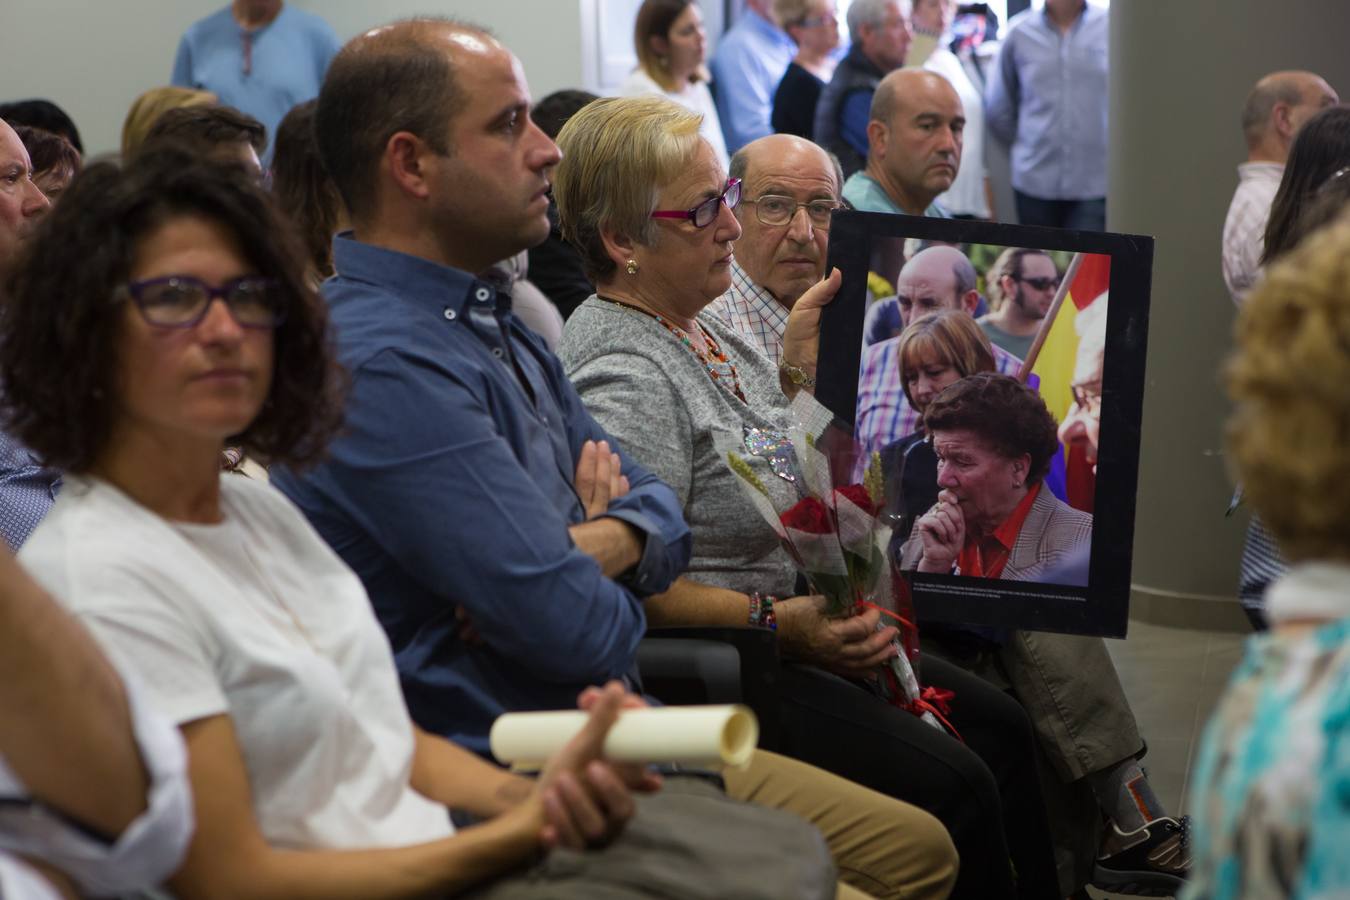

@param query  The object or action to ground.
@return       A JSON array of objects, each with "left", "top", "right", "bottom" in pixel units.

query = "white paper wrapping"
[{"left": 489, "top": 704, "right": 758, "bottom": 770}]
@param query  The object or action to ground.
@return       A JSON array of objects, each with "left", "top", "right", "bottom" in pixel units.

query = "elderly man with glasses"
[{"left": 708, "top": 133, "right": 844, "bottom": 365}]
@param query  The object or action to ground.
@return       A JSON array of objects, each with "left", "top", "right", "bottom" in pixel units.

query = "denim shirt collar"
[{"left": 329, "top": 232, "right": 508, "bottom": 318}]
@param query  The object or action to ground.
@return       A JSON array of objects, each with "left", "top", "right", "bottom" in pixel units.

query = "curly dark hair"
[
  {"left": 923, "top": 372, "right": 1061, "bottom": 484},
  {"left": 0, "top": 144, "right": 345, "bottom": 472},
  {"left": 13, "top": 126, "right": 81, "bottom": 181}
]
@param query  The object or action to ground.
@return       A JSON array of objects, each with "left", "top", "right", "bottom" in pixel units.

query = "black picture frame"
[{"left": 819, "top": 211, "right": 1154, "bottom": 637}]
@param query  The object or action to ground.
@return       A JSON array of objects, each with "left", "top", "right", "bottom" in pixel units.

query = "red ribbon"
[{"left": 860, "top": 600, "right": 917, "bottom": 632}]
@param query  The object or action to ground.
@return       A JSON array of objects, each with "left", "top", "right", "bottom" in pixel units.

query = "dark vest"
[{"left": 812, "top": 44, "right": 886, "bottom": 179}]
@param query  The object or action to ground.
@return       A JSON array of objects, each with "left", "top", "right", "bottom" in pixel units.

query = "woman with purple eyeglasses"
[{"left": 554, "top": 95, "right": 1065, "bottom": 900}]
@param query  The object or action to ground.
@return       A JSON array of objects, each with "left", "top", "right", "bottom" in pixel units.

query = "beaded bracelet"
[{"left": 748, "top": 591, "right": 779, "bottom": 631}]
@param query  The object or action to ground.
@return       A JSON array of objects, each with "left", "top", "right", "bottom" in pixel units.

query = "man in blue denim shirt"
[{"left": 269, "top": 22, "right": 690, "bottom": 756}]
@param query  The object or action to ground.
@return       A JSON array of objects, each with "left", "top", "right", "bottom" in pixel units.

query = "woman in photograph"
[
  {"left": 878, "top": 308, "right": 997, "bottom": 544},
  {"left": 900, "top": 372, "right": 1091, "bottom": 584}
]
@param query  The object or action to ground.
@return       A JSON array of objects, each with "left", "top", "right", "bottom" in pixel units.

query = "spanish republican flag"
[
  {"left": 1027, "top": 252, "right": 1110, "bottom": 512},
  {"left": 1030, "top": 252, "right": 1111, "bottom": 424}
]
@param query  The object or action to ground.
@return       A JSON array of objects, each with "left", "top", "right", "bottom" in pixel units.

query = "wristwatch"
[{"left": 779, "top": 361, "right": 816, "bottom": 389}]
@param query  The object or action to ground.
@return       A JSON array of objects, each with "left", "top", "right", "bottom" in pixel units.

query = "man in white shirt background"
[{"left": 1221, "top": 69, "right": 1337, "bottom": 305}]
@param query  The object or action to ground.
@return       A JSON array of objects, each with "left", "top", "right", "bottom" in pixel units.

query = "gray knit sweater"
[{"left": 558, "top": 296, "right": 799, "bottom": 596}]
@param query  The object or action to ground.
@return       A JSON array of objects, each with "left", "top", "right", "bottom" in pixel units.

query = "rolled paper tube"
[{"left": 489, "top": 704, "right": 759, "bottom": 770}]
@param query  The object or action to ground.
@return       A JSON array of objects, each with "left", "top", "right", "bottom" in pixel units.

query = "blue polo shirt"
[
  {"left": 171, "top": 4, "right": 340, "bottom": 155},
  {"left": 271, "top": 236, "right": 690, "bottom": 754}
]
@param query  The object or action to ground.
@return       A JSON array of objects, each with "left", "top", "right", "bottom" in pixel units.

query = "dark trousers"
[
  {"left": 775, "top": 656, "right": 1061, "bottom": 900},
  {"left": 1014, "top": 190, "right": 1107, "bottom": 232}
]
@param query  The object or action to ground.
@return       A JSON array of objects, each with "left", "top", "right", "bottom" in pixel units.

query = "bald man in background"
[
  {"left": 843, "top": 68, "right": 965, "bottom": 217},
  {"left": 1222, "top": 70, "right": 1338, "bottom": 305}
]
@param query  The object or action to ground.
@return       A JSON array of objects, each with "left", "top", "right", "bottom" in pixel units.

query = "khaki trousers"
[{"left": 726, "top": 750, "right": 958, "bottom": 900}]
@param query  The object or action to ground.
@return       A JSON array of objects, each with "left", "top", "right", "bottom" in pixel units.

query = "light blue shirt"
[
  {"left": 709, "top": 9, "right": 797, "bottom": 154},
  {"left": 984, "top": 3, "right": 1109, "bottom": 200},
  {"left": 842, "top": 171, "right": 950, "bottom": 218},
  {"left": 171, "top": 4, "right": 341, "bottom": 156}
]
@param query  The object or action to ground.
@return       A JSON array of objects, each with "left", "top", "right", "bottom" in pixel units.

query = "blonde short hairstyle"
[
  {"left": 896, "top": 309, "right": 996, "bottom": 410},
  {"left": 1227, "top": 210, "right": 1350, "bottom": 562},
  {"left": 121, "top": 86, "right": 217, "bottom": 160},
  {"left": 773, "top": 0, "right": 814, "bottom": 28},
  {"left": 554, "top": 95, "right": 703, "bottom": 283}
]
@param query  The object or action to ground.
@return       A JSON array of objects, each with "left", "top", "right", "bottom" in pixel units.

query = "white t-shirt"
[
  {"left": 618, "top": 68, "right": 730, "bottom": 169},
  {"left": 0, "top": 853, "right": 64, "bottom": 900},
  {"left": 0, "top": 666, "right": 192, "bottom": 896},
  {"left": 20, "top": 474, "right": 455, "bottom": 852},
  {"left": 925, "top": 48, "right": 990, "bottom": 219}
]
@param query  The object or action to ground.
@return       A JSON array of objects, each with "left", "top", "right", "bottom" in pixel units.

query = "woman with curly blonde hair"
[{"left": 1184, "top": 209, "right": 1350, "bottom": 899}]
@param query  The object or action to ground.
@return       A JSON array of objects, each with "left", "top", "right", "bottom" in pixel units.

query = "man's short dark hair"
[
  {"left": 0, "top": 99, "right": 82, "bottom": 154},
  {"left": 0, "top": 145, "right": 345, "bottom": 472},
  {"left": 140, "top": 104, "right": 267, "bottom": 158},
  {"left": 13, "top": 126, "right": 81, "bottom": 180},
  {"left": 531, "top": 90, "right": 599, "bottom": 142},
  {"left": 923, "top": 373, "right": 1061, "bottom": 484},
  {"left": 316, "top": 18, "right": 485, "bottom": 222}
]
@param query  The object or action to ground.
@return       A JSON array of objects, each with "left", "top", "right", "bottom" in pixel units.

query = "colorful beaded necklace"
[{"left": 597, "top": 296, "right": 747, "bottom": 404}]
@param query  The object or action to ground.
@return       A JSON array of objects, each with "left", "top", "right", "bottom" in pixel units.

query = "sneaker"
[{"left": 1091, "top": 815, "right": 1190, "bottom": 897}]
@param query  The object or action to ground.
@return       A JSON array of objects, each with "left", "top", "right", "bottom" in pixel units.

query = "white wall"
[
  {"left": 291, "top": 1, "right": 589, "bottom": 98},
  {"left": 0, "top": 1, "right": 595, "bottom": 158},
  {"left": 1, "top": 0, "right": 223, "bottom": 158}
]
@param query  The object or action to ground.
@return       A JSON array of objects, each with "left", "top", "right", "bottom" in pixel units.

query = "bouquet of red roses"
[{"left": 721, "top": 394, "right": 949, "bottom": 733}]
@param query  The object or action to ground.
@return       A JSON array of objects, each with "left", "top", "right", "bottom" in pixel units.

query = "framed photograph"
[{"left": 818, "top": 211, "right": 1154, "bottom": 637}]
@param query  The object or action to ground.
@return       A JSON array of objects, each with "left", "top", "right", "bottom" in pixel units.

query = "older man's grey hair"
[{"left": 846, "top": 0, "right": 911, "bottom": 44}]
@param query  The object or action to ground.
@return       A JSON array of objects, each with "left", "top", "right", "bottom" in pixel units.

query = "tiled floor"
[{"left": 1084, "top": 617, "right": 1249, "bottom": 900}]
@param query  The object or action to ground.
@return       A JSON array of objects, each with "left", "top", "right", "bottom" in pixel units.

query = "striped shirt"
[
  {"left": 855, "top": 336, "right": 1024, "bottom": 455},
  {"left": 707, "top": 263, "right": 791, "bottom": 366}
]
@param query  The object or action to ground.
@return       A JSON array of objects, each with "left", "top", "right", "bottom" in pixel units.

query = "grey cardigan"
[{"left": 558, "top": 296, "right": 800, "bottom": 596}]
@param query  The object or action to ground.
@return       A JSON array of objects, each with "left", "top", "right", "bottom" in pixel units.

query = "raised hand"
[
  {"left": 915, "top": 490, "right": 965, "bottom": 573},
  {"left": 573, "top": 440, "right": 630, "bottom": 521}
]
